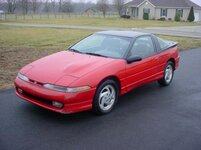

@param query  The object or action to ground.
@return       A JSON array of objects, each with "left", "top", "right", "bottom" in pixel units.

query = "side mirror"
[{"left": 127, "top": 56, "right": 142, "bottom": 64}]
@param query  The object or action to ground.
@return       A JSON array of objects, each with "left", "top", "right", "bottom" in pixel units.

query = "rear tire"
[
  {"left": 92, "top": 79, "right": 119, "bottom": 115},
  {"left": 158, "top": 61, "right": 174, "bottom": 86}
]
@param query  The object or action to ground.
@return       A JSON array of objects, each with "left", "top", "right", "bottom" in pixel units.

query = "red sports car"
[{"left": 15, "top": 31, "right": 179, "bottom": 115}]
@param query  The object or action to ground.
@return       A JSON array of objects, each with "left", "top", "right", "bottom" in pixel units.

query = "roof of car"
[{"left": 96, "top": 30, "right": 151, "bottom": 38}]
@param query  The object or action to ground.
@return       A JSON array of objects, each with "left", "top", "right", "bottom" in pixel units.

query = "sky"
[
  {"left": 74, "top": 0, "right": 201, "bottom": 6},
  {"left": 191, "top": 0, "right": 201, "bottom": 6}
]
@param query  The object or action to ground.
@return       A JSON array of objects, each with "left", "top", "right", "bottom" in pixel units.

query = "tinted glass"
[
  {"left": 70, "top": 34, "right": 132, "bottom": 58},
  {"left": 130, "top": 36, "right": 155, "bottom": 58},
  {"left": 157, "top": 37, "right": 169, "bottom": 50}
]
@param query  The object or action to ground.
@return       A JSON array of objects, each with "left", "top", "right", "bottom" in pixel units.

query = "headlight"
[
  {"left": 18, "top": 73, "right": 29, "bottom": 82},
  {"left": 43, "top": 84, "right": 91, "bottom": 93}
]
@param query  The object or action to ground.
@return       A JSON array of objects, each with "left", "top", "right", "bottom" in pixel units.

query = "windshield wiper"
[
  {"left": 69, "top": 49, "right": 82, "bottom": 53},
  {"left": 85, "top": 52, "right": 108, "bottom": 58}
]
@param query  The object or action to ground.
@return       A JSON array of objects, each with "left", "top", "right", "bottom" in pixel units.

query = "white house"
[{"left": 125, "top": 0, "right": 201, "bottom": 21}]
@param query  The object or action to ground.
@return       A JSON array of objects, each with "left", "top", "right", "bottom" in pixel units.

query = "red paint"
[{"left": 15, "top": 43, "right": 179, "bottom": 114}]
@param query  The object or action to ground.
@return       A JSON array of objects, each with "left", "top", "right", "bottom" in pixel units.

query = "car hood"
[{"left": 22, "top": 51, "right": 115, "bottom": 84}]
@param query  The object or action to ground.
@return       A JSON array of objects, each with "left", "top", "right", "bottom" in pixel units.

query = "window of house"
[
  {"left": 143, "top": 8, "right": 150, "bottom": 14},
  {"left": 176, "top": 9, "right": 183, "bottom": 17},
  {"left": 132, "top": 8, "right": 138, "bottom": 17},
  {"left": 126, "top": 8, "right": 130, "bottom": 15},
  {"left": 160, "top": 8, "right": 167, "bottom": 17}
]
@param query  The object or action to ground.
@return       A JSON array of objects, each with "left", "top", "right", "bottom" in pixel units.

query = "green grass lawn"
[
  {"left": 0, "top": 25, "right": 201, "bottom": 89},
  {"left": 0, "top": 25, "right": 93, "bottom": 50},
  {"left": 0, "top": 25, "right": 93, "bottom": 89},
  {"left": 0, "top": 25, "right": 200, "bottom": 50},
  {"left": 0, "top": 15, "right": 199, "bottom": 28}
]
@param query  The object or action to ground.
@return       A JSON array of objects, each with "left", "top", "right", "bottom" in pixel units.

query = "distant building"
[
  {"left": 125, "top": 0, "right": 201, "bottom": 21},
  {"left": 84, "top": 5, "right": 118, "bottom": 16},
  {"left": 85, "top": 8, "right": 97, "bottom": 16}
]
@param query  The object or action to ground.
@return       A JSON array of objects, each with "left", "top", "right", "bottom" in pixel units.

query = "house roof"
[
  {"left": 84, "top": 8, "right": 97, "bottom": 13},
  {"left": 125, "top": 0, "right": 201, "bottom": 9}
]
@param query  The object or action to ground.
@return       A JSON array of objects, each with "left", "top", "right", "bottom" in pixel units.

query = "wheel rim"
[
  {"left": 165, "top": 64, "right": 173, "bottom": 83},
  {"left": 99, "top": 85, "right": 116, "bottom": 111}
]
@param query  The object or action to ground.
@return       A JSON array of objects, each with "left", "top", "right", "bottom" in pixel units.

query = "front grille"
[{"left": 22, "top": 90, "right": 53, "bottom": 106}]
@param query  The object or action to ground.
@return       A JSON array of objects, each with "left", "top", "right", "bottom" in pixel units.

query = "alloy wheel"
[{"left": 98, "top": 85, "right": 116, "bottom": 111}]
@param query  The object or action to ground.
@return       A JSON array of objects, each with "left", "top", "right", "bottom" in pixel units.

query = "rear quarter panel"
[{"left": 157, "top": 46, "right": 180, "bottom": 79}]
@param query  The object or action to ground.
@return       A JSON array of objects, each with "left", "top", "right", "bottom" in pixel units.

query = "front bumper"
[{"left": 14, "top": 77, "right": 96, "bottom": 114}]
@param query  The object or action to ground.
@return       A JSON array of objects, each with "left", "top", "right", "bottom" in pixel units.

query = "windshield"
[{"left": 69, "top": 34, "right": 132, "bottom": 58}]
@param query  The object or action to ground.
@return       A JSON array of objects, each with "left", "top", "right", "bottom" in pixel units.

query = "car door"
[{"left": 125, "top": 35, "right": 159, "bottom": 92}]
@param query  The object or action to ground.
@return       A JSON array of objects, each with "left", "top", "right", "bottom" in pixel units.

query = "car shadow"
[
  {"left": 20, "top": 81, "right": 173, "bottom": 124},
  {"left": 22, "top": 103, "right": 96, "bottom": 123}
]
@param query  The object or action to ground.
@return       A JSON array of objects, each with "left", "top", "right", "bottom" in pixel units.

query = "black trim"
[{"left": 17, "top": 89, "right": 64, "bottom": 108}]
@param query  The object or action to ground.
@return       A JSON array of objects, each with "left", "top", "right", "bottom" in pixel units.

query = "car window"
[
  {"left": 157, "top": 37, "right": 169, "bottom": 51},
  {"left": 73, "top": 35, "right": 105, "bottom": 50},
  {"left": 70, "top": 34, "right": 132, "bottom": 59},
  {"left": 130, "top": 36, "right": 155, "bottom": 58}
]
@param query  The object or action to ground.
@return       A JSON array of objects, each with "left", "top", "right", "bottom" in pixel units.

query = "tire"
[
  {"left": 158, "top": 61, "right": 174, "bottom": 86},
  {"left": 92, "top": 79, "right": 119, "bottom": 115}
]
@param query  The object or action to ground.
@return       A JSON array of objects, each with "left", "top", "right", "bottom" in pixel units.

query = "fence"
[{"left": 0, "top": 13, "right": 119, "bottom": 21}]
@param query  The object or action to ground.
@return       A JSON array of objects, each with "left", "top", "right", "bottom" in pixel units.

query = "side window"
[
  {"left": 157, "top": 37, "right": 169, "bottom": 51},
  {"left": 130, "top": 36, "right": 155, "bottom": 58}
]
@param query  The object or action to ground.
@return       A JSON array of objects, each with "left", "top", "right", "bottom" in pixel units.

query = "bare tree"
[
  {"left": 113, "top": 0, "right": 125, "bottom": 16},
  {"left": 50, "top": 0, "right": 56, "bottom": 13},
  {"left": 7, "top": 0, "right": 17, "bottom": 13},
  {"left": 31, "top": 0, "right": 37, "bottom": 13},
  {"left": 44, "top": 0, "right": 50, "bottom": 14},
  {"left": 96, "top": 0, "right": 108, "bottom": 18},
  {"left": 21, "top": 0, "right": 29, "bottom": 15},
  {"left": 62, "top": 0, "right": 74, "bottom": 14},
  {"left": 59, "top": 0, "right": 62, "bottom": 12}
]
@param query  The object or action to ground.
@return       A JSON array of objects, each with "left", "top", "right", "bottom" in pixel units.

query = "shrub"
[
  {"left": 143, "top": 13, "right": 149, "bottom": 20},
  {"left": 168, "top": 18, "right": 172, "bottom": 21},
  {"left": 158, "top": 17, "right": 166, "bottom": 21},
  {"left": 175, "top": 12, "right": 181, "bottom": 22},
  {"left": 120, "top": 15, "right": 131, "bottom": 19},
  {"left": 188, "top": 6, "right": 195, "bottom": 22}
]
